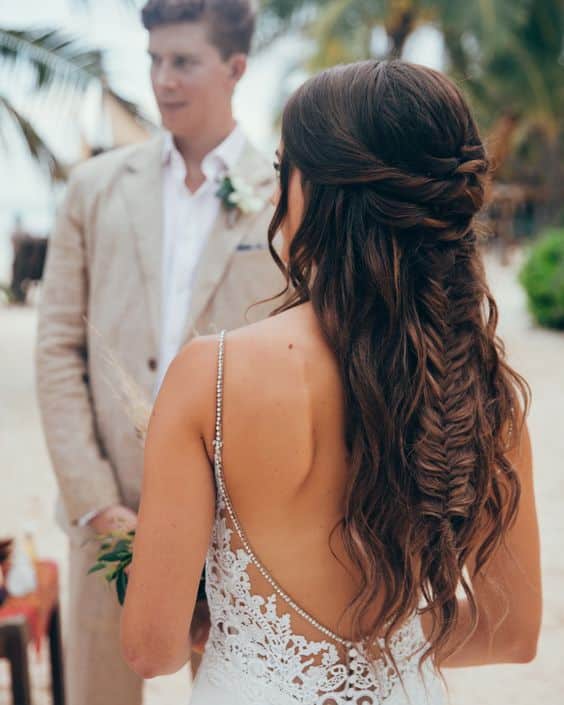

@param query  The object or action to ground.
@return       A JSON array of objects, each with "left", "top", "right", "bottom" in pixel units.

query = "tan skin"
[
  {"left": 89, "top": 20, "right": 246, "bottom": 532},
  {"left": 120, "top": 160, "right": 542, "bottom": 678}
]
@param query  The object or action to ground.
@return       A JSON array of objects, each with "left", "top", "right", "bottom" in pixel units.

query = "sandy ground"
[{"left": 0, "top": 252, "right": 562, "bottom": 705}]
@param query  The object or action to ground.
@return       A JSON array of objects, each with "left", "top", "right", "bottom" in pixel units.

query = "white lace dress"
[{"left": 190, "top": 332, "right": 446, "bottom": 705}]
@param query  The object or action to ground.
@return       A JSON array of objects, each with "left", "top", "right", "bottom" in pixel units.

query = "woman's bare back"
[{"left": 218, "top": 303, "right": 369, "bottom": 640}]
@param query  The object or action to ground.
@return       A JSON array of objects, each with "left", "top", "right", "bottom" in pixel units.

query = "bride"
[{"left": 120, "top": 60, "right": 541, "bottom": 704}]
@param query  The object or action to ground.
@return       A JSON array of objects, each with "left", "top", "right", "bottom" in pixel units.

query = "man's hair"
[{"left": 141, "top": 0, "right": 257, "bottom": 58}]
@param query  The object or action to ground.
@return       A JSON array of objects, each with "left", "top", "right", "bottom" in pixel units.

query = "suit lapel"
[
  {"left": 181, "top": 141, "right": 274, "bottom": 341},
  {"left": 186, "top": 203, "right": 249, "bottom": 338},
  {"left": 120, "top": 135, "right": 164, "bottom": 349}
]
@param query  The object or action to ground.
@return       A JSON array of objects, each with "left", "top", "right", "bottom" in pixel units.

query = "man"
[{"left": 36, "top": 1, "right": 279, "bottom": 703}]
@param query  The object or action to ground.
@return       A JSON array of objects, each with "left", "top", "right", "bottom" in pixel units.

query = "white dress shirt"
[
  {"left": 78, "top": 125, "right": 246, "bottom": 527},
  {"left": 156, "top": 125, "right": 246, "bottom": 392}
]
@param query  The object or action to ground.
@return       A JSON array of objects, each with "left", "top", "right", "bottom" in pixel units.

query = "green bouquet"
[{"left": 89, "top": 531, "right": 134, "bottom": 605}]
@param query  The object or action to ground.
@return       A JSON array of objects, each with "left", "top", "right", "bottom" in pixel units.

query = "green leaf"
[
  {"left": 97, "top": 550, "right": 131, "bottom": 562},
  {"left": 87, "top": 562, "right": 107, "bottom": 575},
  {"left": 105, "top": 568, "right": 118, "bottom": 582},
  {"left": 116, "top": 569, "right": 128, "bottom": 606},
  {"left": 113, "top": 539, "right": 132, "bottom": 553}
]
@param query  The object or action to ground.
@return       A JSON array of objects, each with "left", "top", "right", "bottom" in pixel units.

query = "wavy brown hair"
[{"left": 268, "top": 60, "right": 529, "bottom": 668}]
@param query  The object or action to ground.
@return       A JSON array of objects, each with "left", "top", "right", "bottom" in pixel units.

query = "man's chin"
[{"left": 160, "top": 114, "right": 194, "bottom": 137}]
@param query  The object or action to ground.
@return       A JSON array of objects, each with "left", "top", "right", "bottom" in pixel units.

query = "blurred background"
[{"left": 0, "top": 1, "right": 563, "bottom": 703}]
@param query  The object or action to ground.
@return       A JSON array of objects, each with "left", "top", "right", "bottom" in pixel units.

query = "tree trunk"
[
  {"left": 386, "top": 9, "right": 416, "bottom": 58},
  {"left": 487, "top": 111, "right": 520, "bottom": 175}
]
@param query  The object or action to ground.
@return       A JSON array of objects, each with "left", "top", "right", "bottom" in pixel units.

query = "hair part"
[
  {"left": 141, "top": 0, "right": 257, "bottom": 58},
  {"left": 268, "top": 60, "right": 530, "bottom": 670}
]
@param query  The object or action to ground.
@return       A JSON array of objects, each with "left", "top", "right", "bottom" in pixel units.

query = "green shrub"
[{"left": 520, "top": 228, "right": 564, "bottom": 329}]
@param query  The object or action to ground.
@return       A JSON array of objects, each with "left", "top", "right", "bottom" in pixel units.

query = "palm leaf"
[
  {"left": 0, "top": 27, "right": 154, "bottom": 176},
  {"left": 256, "top": 1, "right": 316, "bottom": 51},
  {"left": 261, "top": 0, "right": 310, "bottom": 21},
  {"left": 311, "top": 0, "right": 385, "bottom": 65},
  {"left": 105, "top": 87, "right": 155, "bottom": 131},
  {"left": 0, "top": 28, "right": 152, "bottom": 126},
  {"left": 0, "top": 94, "right": 66, "bottom": 180},
  {"left": 0, "top": 28, "right": 103, "bottom": 93}
]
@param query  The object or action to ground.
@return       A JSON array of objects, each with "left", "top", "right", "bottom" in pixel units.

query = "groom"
[{"left": 36, "top": 1, "right": 279, "bottom": 703}]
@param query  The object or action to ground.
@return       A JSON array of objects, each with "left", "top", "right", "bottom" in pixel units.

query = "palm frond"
[
  {"left": 104, "top": 87, "right": 155, "bottom": 131},
  {"left": 309, "top": 0, "right": 389, "bottom": 66},
  {"left": 0, "top": 94, "right": 66, "bottom": 180},
  {"left": 0, "top": 28, "right": 103, "bottom": 92},
  {"left": 0, "top": 28, "right": 153, "bottom": 127},
  {"left": 313, "top": 0, "right": 358, "bottom": 42},
  {"left": 261, "top": 0, "right": 311, "bottom": 21},
  {"left": 475, "top": 0, "right": 531, "bottom": 40},
  {"left": 256, "top": 1, "right": 316, "bottom": 52}
]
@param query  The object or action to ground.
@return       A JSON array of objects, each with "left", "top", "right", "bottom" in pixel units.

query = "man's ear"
[{"left": 228, "top": 54, "right": 247, "bottom": 83}]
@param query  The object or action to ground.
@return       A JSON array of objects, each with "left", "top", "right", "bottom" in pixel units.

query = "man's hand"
[{"left": 89, "top": 505, "right": 137, "bottom": 534}]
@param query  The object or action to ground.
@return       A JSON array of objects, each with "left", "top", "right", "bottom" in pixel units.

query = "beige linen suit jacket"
[{"left": 36, "top": 134, "right": 280, "bottom": 527}]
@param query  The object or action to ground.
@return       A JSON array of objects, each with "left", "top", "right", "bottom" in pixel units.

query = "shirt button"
[{"left": 148, "top": 357, "right": 157, "bottom": 371}]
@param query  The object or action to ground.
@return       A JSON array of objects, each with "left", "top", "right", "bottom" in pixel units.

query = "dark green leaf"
[
  {"left": 116, "top": 569, "right": 128, "bottom": 606},
  {"left": 87, "top": 562, "right": 107, "bottom": 575},
  {"left": 105, "top": 569, "right": 118, "bottom": 582},
  {"left": 113, "top": 539, "right": 132, "bottom": 553},
  {"left": 97, "top": 550, "right": 131, "bottom": 562}
]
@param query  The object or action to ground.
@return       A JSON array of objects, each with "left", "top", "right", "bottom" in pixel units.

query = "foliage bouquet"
[{"left": 89, "top": 531, "right": 133, "bottom": 605}]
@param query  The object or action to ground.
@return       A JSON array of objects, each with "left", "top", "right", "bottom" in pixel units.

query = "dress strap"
[{"left": 213, "top": 330, "right": 226, "bottom": 475}]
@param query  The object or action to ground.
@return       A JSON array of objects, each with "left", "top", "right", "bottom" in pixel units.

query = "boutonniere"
[{"left": 216, "top": 172, "right": 266, "bottom": 224}]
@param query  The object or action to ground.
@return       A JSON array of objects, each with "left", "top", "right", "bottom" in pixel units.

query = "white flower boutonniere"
[{"left": 216, "top": 172, "right": 265, "bottom": 216}]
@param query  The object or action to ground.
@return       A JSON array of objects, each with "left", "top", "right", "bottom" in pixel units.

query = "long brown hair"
[{"left": 268, "top": 60, "right": 529, "bottom": 667}]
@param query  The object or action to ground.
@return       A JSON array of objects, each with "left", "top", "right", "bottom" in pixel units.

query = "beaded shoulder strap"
[{"left": 213, "top": 330, "right": 226, "bottom": 474}]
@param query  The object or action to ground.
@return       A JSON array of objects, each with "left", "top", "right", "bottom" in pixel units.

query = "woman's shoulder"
[
  {"left": 154, "top": 335, "right": 221, "bottom": 438},
  {"left": 227, "top": 304, "right": 321, "bottom": 357},
  {"left": 163, "top": 306, "right": 328, "bottom": 431}
]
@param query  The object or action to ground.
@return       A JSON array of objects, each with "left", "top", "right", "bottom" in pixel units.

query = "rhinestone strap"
[{"left": 212, "top": 330, "right": 352, "bottom": 649}]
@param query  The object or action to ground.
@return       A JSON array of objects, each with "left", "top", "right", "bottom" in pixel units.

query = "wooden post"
[
  {"left": 48, "top": 603, "right": 66, "bottom": 705},
  {"left": 0, "top": 616, "right": 33, "bottom": 705}
]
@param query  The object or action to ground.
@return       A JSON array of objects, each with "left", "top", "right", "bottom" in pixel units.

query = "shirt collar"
[{"left": 162, "top": 125, "right": 246, "bottom": 184}]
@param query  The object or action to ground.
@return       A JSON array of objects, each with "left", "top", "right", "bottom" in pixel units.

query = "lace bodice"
[{"left": 191, "top": 331, "right": 445, "bottom": 705}]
